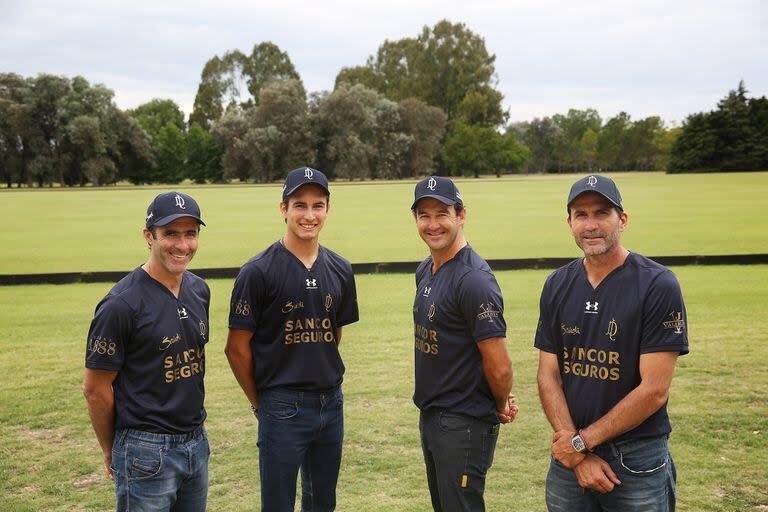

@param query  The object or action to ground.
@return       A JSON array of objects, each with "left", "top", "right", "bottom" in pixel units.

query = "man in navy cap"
[
  {"left": 535, "top": 174, "right": 688, "bottom": 511},
  {"left": 83, "top": 191, "right": 211, "bottom": 511},
  {"left": 225, "top": 167, "right": 359, "bottom": 512},
  {"left": 411, "top": 176, "right": 517, "bottom": 511}
]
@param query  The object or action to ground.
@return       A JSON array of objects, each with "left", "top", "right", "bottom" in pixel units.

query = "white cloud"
[{"left": 1, "top": 0, "right": 765, "bottom": 124}]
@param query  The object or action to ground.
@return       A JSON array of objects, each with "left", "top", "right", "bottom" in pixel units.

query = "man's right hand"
[
  {"left": 551, "top": 430, "right": 586, "bottom": 468},
  {"left": 104, "top": 452, "right": 114, "bottom": 480},
  {"left": 573, "top": 454, "right": 621, "bottom": 493}
]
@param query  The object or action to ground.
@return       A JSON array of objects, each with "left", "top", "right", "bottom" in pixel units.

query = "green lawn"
[
  {"left": 1, "top": 266, "right": 766, "bottom": 511},
  {"left": 1, "top": 171, "right": 767, "bottom": 274}
]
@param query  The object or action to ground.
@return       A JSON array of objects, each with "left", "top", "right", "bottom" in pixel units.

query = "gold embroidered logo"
[
  {"left": 605, "top": 318, "right": 618, "bottom": 341},
  {"left": 88, "top": 335, "right": 117, "bottom": 356},
  {"left": 662, "top": 311, "right": 685, "bottom": 334},
  {"left": 233, "top": 300, "right": 251, "bottom": 316},
  {"left": 561, "top": 324, "right": 581, "bottom": 336},
  {"left": 325, "top": 294, "right": 333, "bottom": 312},
  {"left": 477, "top": 302, "right": 500, "bottom": 321},
  {"left": 282, "top": 300, "right": 304, "bottom": 313},
  {"left": 199, "top": 321, "right": 206, "bottom": 337},
  {"left": 160, "top": 333, "right": 181, "bottom": 351},
  {"left": 428, "top": 303, "right": 436, "bottom": 321}
]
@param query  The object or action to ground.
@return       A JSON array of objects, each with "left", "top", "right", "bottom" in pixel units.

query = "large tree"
[
  {"left": 313, "top": 83, "right": 412, "bottom": 180},
  {"left": 335, "top": 20, "right": 504, "bottom": 126},
  {"left": 444, "top": 121, "right": 527, "bottom": 178},
  {"left": 128, "top": 99, "right": 185, "bottom": 140},
  {"left": 1, "top": 74, "right": 153, "bottom": 186},
  {"left": 513, "top": 117, "right": 560, "bottom": 172},
  {"left": 670, "top": 81, "right": 768, "bottom": 172},
  {"left": 186, "top": 123, "right": 223, "bottom": 184},
  {"left": 551, "top": 109, "right": 602, "bottom": 171},
  {"left": 213, "top": 79, "right": 313, "bottom": 183},
  {"left": 191, "top": 43, "right": 301, "bottom": 128},
  {"left": 597, "top": 112, "right": 632, "bottom": 171},
  {"left": 397, "top": 97, "right": 447, "bottom": 177},
  {"left": 710, "top": 81, "right": 760, "bottom": 170},
  {"left": 0, "top": 73, "right": 37, "bottom": 186}
]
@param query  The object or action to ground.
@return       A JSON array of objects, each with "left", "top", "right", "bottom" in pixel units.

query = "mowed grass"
[
  {"left": 0, "top": 266, "right": 766, "bottom": 511},
  {"left": 1, "top": 171, "right": 767, "bottom": 274}
]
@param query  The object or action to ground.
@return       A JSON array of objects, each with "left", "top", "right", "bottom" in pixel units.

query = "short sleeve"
[
  {"left": 337, "top": 270, "right": 359, "bottom": 327},
  {"left": 203, "top": 281, "right": 211, "bottom": 318},
  {"left": 228, "top": 265, "right": 263, "bottom": 332},
  {"left": 202, "top": 280, "right": 212, "bottom": 331},
  {"left": 85, "top": 295, "right": 132, "bottom": 371},
  {"left": 534, "top": 274, "right": 558, "bottom": 353},
  {"left": 641, "top": 271, "right": 689, "bottom": 355},
  {"left": 458, "top": 270, "right": 507, "bottom": 343}
]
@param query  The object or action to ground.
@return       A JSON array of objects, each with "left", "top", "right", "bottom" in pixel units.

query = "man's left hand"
[
  {"left": 498, "top": 393, "right": 518, "bottom": 424},
  {"left": 573, "top": 454, "right": 621, "bottom": 493}
]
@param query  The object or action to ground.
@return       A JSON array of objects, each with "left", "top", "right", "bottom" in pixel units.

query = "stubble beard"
[{"left": 576, "top": 228, "right": 620, "bottom": 257}]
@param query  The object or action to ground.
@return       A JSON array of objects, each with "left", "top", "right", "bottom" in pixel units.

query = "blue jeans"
[
  {"left": 546, "top": 435, "right": 676, "bottom": 512},
  {"left": 419, "top": 409, "right": 500, "bottom": 512},
  {"left": 257, "top": 386, "right": 344, "bottom": 512},
  {"left": 111, "top": 426, "right": 209, "bottom": 512}
]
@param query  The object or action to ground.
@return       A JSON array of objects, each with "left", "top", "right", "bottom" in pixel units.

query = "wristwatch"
[
  {"left": 250, "top": 404, "right": 259, "bottom": 418},
  {"left": 571, "top": 433, "right": 588, "bottom": 453}
]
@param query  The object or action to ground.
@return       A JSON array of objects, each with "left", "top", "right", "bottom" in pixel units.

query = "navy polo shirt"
[
  {"left": 86, "top": 268, "right": 210, "bottom": 434},
  {"left": 534, "top": 252, "right": 689, "bottom": 443},
  {"left": 228, "top": 241, "right": 359, "bottom": 391},
  {"left": 413, "top": 245, "right": 507, "bottom": 424}
]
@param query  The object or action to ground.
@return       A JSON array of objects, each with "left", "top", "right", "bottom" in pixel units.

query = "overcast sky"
[{"left": 1, "top": 0, "right": 765, "bottom": 125}]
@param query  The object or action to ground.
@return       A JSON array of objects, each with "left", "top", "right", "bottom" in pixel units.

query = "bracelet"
[{"left": 250, "top": 404, "right": 259, "bottom": 417}]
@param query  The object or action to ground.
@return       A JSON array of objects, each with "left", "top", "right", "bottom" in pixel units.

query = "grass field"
[
  {"left": 1, "top": 266, "right": 766, "bottom": 511},
  {"left": 1, "top": 172, "right": 767, "bottom": 511},
  {"left": 1, "top": 171, "right": 767, "bottom": 274}
]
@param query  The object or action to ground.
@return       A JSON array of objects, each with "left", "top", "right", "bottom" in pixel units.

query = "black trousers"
[{"left": 419, "top": 409, "right": 500, "bottom": 512}]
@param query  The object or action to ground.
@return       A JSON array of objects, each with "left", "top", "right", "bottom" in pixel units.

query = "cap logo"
[
  {"left": 174, "top": 194, "right": 186, "bottom": 209},
  {"left": 456, "top": 191, "right": 462, "bottom": 201},
  {"left": 304, "top": 168, "right": 314, "bottom": 180},
  {"left": 427, "top": 177, "right": 437, "bottom": 191},
  {"left": 587, "top": 176, "right": 598, "bottom": 188},
  {"left": 146, "top": 212, "right": 153, "bottom": 222}
]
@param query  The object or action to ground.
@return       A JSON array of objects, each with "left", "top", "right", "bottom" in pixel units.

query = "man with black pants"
[
  {"left": 535, "top": 174, "right": 688, "bottom": 511},
  {"left": 411, "top": 176, "right": 517, "bottom": 512},
  {"left": 83, "top": 191, "right": 210, "bottom": 511},
  {"left": 225, "top": 167, "right": 359, "bottom": 512}
]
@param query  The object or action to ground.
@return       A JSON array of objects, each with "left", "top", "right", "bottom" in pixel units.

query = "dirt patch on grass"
[
  {"left": 21, "top": 426, "right": 69, "bottom": 445},
  {"left": 73, "top": 471, "right": 103, "bottom": 488},
  {"left": 19, "top": 426, "right": 91, "bottom": 450}
]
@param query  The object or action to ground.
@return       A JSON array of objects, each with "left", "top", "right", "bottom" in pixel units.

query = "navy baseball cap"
[
  {"left": 282, "top": 167, "right": 330, "bottom": 201},
  {"left": 411, "top": 176, "right": 464, "bottom": 210},
  {"left": 567, "top": 174, "right": 623, "bottom": 212},
  {"left": 145, "top": 191, "right": 205, "bottom": 229}
]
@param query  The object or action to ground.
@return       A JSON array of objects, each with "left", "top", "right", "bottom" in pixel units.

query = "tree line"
[
  {"left": 669, "top": 81, "right": 768, "bottom": 172},
  {"left": 1, "top": 20, "right": 765, "bottom": 187}
]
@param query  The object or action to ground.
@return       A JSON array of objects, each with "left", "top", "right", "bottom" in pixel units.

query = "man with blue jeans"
[
  {"left": 226, "top": 167, "right": 358, "bottom": 511},
  {"left": 535, "top": 175, "right": 689, "bottom": 511},
  {"left": 84, "top": 192, "right": 210, "bottom": 511}
]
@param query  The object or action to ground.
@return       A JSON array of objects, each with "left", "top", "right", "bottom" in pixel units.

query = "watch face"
[{"left": 572, "top": 435, "right": 586, "bottom": 453}]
